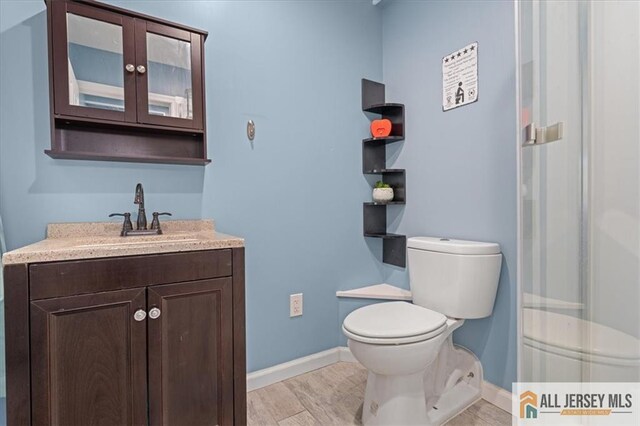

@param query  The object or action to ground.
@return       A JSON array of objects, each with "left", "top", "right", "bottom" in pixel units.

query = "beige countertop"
[{"left": 2, "top": 219, "right": 244, "bottom": 265}]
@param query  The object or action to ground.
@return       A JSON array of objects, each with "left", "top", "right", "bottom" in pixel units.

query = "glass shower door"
[
  {"left": 519, "top": 0, "right": 640, "bottom": 383},
  {"left": 520, "top": 0, "right": 586, "bottom": 382}
]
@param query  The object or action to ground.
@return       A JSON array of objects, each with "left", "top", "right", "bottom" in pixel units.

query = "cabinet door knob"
[
  {"left": 149, "top": 307, "right": 161, "bottom": 319},
  {"left": 133, "top": 309, "right": 147, "bottom": 322},
  {"left": 136, "top": 65, "right": 146, "bottom": 74},
  {"left": 125, "top": 64, "right": 135, "bottom": 73}
]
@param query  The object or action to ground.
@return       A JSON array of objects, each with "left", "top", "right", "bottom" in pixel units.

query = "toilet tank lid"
[{"left": 407, "top": 237, "right": 500, "bottom": 255}]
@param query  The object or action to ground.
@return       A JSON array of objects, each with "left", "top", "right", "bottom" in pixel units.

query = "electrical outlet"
[{"left": 290, "top": 293, "right": 303, "bottom": 317}]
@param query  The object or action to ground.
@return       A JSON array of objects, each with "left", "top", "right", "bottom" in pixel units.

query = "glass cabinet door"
[
  {"left": 135, "top": 21, "right": 204, "bottom": 130},
  {"left": 51, "top": 1, "right": 136, "bottom": 122}
]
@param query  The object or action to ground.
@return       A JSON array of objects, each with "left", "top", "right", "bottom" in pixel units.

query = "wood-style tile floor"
[{"left": 247, "top": 361, "right": 512, "bottom": 426}]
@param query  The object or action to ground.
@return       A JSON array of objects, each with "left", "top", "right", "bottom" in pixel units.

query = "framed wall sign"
[{"left": 442, "top": 42, "right": 478, "bottom": 111}]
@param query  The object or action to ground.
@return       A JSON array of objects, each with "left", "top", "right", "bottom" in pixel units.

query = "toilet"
[{"left": 342, "top": 237, "right": 502, "bottom": 425}]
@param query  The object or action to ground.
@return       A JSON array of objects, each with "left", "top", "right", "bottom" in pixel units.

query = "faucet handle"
[
  {"left": 150, "top": 212, "right": 172, "bottom": 232},
  {"left": 109, "top": 212, "right": 133, "bottom": 236}
]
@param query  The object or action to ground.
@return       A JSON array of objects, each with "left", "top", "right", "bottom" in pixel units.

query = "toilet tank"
[{"left": 407, "top": 237, "right": 502, "bottom": 319}]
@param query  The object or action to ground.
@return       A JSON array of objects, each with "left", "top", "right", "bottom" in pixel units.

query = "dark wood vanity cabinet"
[
  {"left": 45, "top": 0, "right": 210, "bottom": 165},
  {"left": 3, "top": 248, "right": 246, "bottom": 426},
  {"left": 30, "top": 288, "right": 149, "bottom": 426},
  {"left": 147, "top": 278, "right": 234, "bottom": 426}
]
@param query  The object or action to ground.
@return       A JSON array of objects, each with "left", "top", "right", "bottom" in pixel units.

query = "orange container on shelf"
[{"left": 370, "top": 119, "right": 392, "bottom": 138}]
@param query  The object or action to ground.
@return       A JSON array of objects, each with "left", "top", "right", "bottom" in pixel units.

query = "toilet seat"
[{"left": 343, "top": 301, "right": 448, "bottom": 345}]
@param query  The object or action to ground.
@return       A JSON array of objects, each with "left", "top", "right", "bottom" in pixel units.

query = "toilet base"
[
  {"left": 362, "top": 371, "right": 429, "bottom": 425},
  {"left": 361, "top": 336, "right": 483, "bottom": 426}
]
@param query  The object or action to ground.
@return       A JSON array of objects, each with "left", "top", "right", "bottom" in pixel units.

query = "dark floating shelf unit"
[{"left": 361, "top": 78, "right": 407, "bottom": 268}]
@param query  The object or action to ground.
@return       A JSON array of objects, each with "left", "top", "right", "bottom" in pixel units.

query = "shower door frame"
[{"left": 515, "top": 0, "right": 593, "bottom": 383}]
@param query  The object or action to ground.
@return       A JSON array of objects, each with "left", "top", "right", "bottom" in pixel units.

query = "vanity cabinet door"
[
  {"left": 134, "top": 20, "right": 205, "bottom": 130},
  {"left": 147, "top": 278, "right": 234, "bottom": 426},
  {"left": 30, "top": 288, "right": 148, "bottom": 426},
  {"left": 50, "top": 0, "right": 137, "bottom": 122}
]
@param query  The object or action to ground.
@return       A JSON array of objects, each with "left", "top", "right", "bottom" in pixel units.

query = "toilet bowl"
[
  {"left": 342, "top": 237, "right": 502, "bottom": 425},
  {"left": 343, "top": 302, "right": 476, "bottom": 425}
]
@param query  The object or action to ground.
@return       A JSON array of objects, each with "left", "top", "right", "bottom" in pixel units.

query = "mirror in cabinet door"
[
  {"left": 135, "top": 21, "right": 204, "bottom": 130},
  {"left": 51, "top": 0, "right": 137, "bottom": 122}
]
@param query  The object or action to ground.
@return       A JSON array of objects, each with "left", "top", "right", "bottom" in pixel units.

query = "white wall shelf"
[{"left": 336, "top": 283, "right": 412, "bottom": 301}]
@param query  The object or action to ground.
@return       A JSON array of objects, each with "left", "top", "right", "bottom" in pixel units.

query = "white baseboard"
[
  {"left": 481, "top": 380, "right": 512, "bottom": 413},
  {"left": 247, "top": 348, "right": 342, "bottom": 392},
  {"left": 338, "top": 345, "right": 357, "bottom": 363},
  {"left": 247, "top": 346, "right": 512, "bottom": 415}
]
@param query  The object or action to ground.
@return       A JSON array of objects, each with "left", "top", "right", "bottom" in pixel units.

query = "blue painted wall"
[
  {"left": 379, "top": 0, "right": 518, "bottom": 390},
  {"left": 190, "top": 0, "right": 386, "bottom": 370},
  {"left": 0, "top": 0, "right": 384, "bottom": 387}
]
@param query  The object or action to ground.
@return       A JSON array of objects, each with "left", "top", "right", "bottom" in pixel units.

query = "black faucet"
[
  {"left": 134, "top": 183, "right": 147, "bottom": 230},
  {"left": 109, "top": 183, "right": 171, "bottom": 236}
]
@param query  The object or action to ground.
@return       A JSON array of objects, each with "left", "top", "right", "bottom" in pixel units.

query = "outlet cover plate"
[{"left": 290, "top": 293, "right": 303, "bottom": 317}]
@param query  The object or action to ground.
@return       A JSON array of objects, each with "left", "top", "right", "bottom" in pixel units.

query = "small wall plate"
[{"left": 247, "top": 120, "right": 255, "bottom": 141}]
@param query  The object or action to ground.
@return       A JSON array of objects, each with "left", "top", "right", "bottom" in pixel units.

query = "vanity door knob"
[
  {"left": 133, "top": 309, "right": 147, "bottom": 322},
  {"left": 149, "top": 307, "right": 161, "bottom": 319},
  {"left": 125, "top": 64, "right": 135, "bottom": 73},
  {"left": 136, "top": 65, "right": 146, "bottom": 74}
]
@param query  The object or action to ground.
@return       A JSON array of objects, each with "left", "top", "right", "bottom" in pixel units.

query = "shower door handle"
[{"left": 522, "top": 122, "right": 564, "bottom": 147}]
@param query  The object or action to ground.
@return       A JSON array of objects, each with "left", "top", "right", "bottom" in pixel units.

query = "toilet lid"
[{"left": 343, "top": 301, "right": 447, "bottom": 339}]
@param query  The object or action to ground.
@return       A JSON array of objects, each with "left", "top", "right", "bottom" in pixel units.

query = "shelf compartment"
[
  {"left": 361, "top": 79, "right": 405, "bottom": 138},
  {"left": 362, "top": 139, "right": 405, "bottom": 175},
  {"left": 364, "top": 205, "right": 407, "bottom": 236},
  {"left": 362, "top": 142, "right": 386, "bottom": 173},
  {"left": 363, "top": 234, "right": 407, "bottom": 268},
  {"left": 363, "top": 103, "right": 404, "bottom": 138},
  {"left": 362, "top": 136, "right": 404, "bottom": 146},
  {"left": 363, "top": 170, "right": 406, "bottom": 203},
  {"left": 48, "top": 118, "right": 210, "bottom": 166}
]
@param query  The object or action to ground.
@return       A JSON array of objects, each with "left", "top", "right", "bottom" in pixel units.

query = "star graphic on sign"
[
  {"left": 445, "top": 58, "right": 449, "bottom": 63},
  {"left": 457, "top": 52, "right": 461, "bottom": 57},
  {"left": 470, "top": 45, "right": 475, "bottom": 51},
  {"left": 451, "top": 55, "right": 455, "bottom": 60},
  {"left": 463, "top": 49, "right": 468, "bottom": 54}
]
